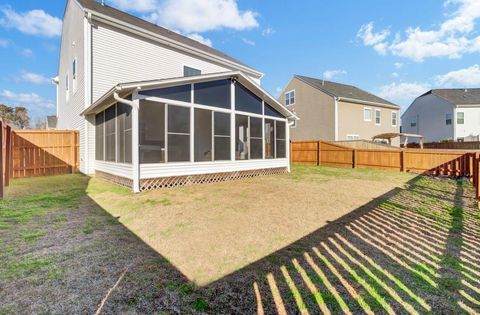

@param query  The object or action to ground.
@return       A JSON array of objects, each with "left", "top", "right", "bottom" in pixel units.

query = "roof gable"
[
  {"left": 427, "top": 89, "right": 480, "bottom": 105},
  {"left": 75, "top": 0, "right": 261, "bottom": 77},
  {"left": 294, "top": 75, "right": 398, "bottom": 107}
]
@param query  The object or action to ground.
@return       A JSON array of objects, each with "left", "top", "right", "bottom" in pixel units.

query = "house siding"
[
  {"left": 337, "top": 101, "right": 400, "bottom": 146},
  {"left": 278, "top": 77, "right": 335, "bottom": 141},
  {"left": 56, "top": 0, "right": 87, "bottom": 172},
  {"left": 401, "top": 94, "right": 454, "bottom": 142},
  {"left": 91, "top": 21, "right": 239, "bottom": 102},
  {"left": 455, "top": 107, "right": 480, "bottom": 140}
]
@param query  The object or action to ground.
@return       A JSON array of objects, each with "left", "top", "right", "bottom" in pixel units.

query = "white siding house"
[
  {"left": 401, "top": 89, "right": 480, "bottom": 142},
  {"left": 55, "top": 0, "right": 297, "bottom": 192}
]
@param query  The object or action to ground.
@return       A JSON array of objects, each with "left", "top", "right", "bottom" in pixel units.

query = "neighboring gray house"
[
  {"left": 46, "top": 116, "right": 57, "bottom": 130},
  {"left": 279, "top": 75, "right": 400, "bottom": 145},
  {"left": 401, "top": 89, "right": 480, "bottom": 142},
  {"left": 55, "top": 0, "right": 297, "bottom": 192}
]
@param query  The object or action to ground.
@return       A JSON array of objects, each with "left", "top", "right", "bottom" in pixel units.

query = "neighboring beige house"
[{"left": 279, "top": 75, "right": 401, "bottom": 145}]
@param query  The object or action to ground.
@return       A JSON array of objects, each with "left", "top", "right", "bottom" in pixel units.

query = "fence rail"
[
  {"left": 0, "top": 124, "right": 79, "bottom": 199},
  {"left": 291, "top": 140, "right": 480, "bottom": 200}
]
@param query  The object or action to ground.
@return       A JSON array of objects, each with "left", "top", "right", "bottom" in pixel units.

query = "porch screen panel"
[
  {"left": 214, "top": 112, "right": 230, "bottom": 161},
  {"left": 194, "top": 79, "right": 231, "bottom": 109},
  {"left": 265, "top": 119, "right": 275, "bottom": 159},
  {"left": 250, "top": 117, "right": 263, "bottom": 159},
  {"left": 194, "top": 108, "right": 212, "bottom": 162},
  {"left": 265, "top": 103, "right": 284, "bottom": 118},
  {"left": 168, "top": 105, "right": 190, "bottom": 162},
  {"left": 235, "top": 114, "right": 249, "bottom": 160},
  {"left": 95, "top": 112, "right": 104, "bottom": 161},
  {"left": 276, "top": 121, "right": 286, "bottom": 158},
  {"left": 139, "top": 84, "right": 191, "bottom": 103},
  {"left": 117, "top": 103, "right": 132, "bottom": 163},
  {"left": 139, "top": 100, "right": 165, "bottom": 163},
  {"left": 235, "top": 83, "right": 262, "bottom": 114},
  {"left": 104, "top": 105, "right": 116, "bottom": 162}
]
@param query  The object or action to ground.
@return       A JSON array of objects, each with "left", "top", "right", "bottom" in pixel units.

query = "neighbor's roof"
[
  {"left": 294, "top": 75, "right": 398, "bottom": 108},
  {"left": 81, "top": 71, "right": 298, "bottom": 120},
  {"left": 422, "top": 89, "right": 480, "bottom": 106},
  {"left": 75, "top": 0, "right": 261, "bottom": 77},
  {"left": 46, "top": 116, "right": 57, "bottom": 129}
]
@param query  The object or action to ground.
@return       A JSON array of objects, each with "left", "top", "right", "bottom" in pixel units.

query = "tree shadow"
[{"left": 2, "top": 172, "right": 480, "bottom": 314}]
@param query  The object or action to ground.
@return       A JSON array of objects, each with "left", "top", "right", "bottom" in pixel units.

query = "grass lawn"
[{"left": 0, "top": 165, "right": 479, "bottom": 314}]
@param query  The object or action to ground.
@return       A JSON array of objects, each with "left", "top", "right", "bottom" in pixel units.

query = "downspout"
[
  {"left": 114, "top": 90, "right": 140, "bottom": 193},
  {"left": 334, "top": 97, "right": 339, "bottom": 141}
]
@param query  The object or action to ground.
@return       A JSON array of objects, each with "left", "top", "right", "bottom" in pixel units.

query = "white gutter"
[
  {"left": 113, "top": 90, "right": 138, "bottom": 109},
  {"left": 85, "top": 10, "right": 263, "bottom": 80},
  {"left": 337, "top": 97, "right": 399, "bottom": 109}
]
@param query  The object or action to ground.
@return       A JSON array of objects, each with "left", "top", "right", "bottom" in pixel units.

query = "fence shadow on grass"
[{"left": 2, "top": 172, "right": 480, "bottom": 314}]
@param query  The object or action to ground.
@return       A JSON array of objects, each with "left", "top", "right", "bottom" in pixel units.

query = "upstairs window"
[
  {"left": 72, "top": 59, "right": 77, "bottom": 93},
  {"left": 285, "top": 90, "right": 295, "bottom": 106},
  {"left": 410, "top": 117, "right": 417, "bottom": 128},
  {"left": 375, "top": 109, "right": 381, "bottom": 125},
  {"left": 184, "top": 66, "right": 201, "bottom": 77},
  {"left": 457, "top": 112, "right": 464, "bottom": 125},
  {"left": 391, "top": 112, "right": 398, "bottom": 127},
  {"left": 446, "top": 113, "right": 452, "bottom": 125},
  {"left": 65, "top": 73, "right": 69, "bottom": 102},
  {"left": 364, "top": 108, "right": 371, "bottom": 121}
]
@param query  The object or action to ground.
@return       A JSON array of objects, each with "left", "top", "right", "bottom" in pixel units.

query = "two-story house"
[
  {"left": 401, "top": 89, "right": 480, "bottom": 142},
  {"left": 279, "top": 75, "right": 400, "bottom": 145},
  {"left": 55, "top": 0, "right": 297, "bottom": 192}
]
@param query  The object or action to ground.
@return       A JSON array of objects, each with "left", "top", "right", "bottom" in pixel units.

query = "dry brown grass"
[{"left": 1, "top": 165, "right": 479, "bottom": 314}]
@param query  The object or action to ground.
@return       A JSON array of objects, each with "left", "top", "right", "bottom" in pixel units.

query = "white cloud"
[
  {"left": 394, "top": 62, "right": 404, "bottom": 69},
  {"left": 262, "top": 27, "right": 275, "bottom": 36},
  {"left": 186, "top": 33, "right": 212, "bottom": 47},
  {"left": 436, "top": 64, "right": 480, "bottom": 87},
  {"left": 275, "top": 86, "right": 283, "bottom": 97},
  {"left": 323, "top": 69, "right": 347, "bottom": 80},
  {"left": 0, "top": 38, "right": 8, "bottom": 47},
  {"left": 377, "top": 82, "right": 431, "bottom": 108},
  {"left": 392, "top": 72, "right": 399, "bottom": 78},
  {"left": 358, "top": 0, "right": 480, "bottom": 62},
  {"left": 21, "top": 48, "right": 33, "bottom": 57},
  {"left": 107, "top": 0, "right": 158, "bottom": 12},
  {"left": 0, "top": 90, "right": 54, "bottom": 109},
  {"left": 19, "top": 71, "right": 50, "bottom": 85},
  {"left": 146, "top": 0, "right": 259, "bottom": 33},
  {"left": 0, "top": 7, "right": 62, "bottom": 37},
  {"left": 242, "top": 38, "right": 255, "bottom": 46}
]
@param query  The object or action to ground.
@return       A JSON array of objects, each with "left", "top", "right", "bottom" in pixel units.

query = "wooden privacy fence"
[
  {"left": 0, "top": 125, "right": 79, "bottom": 198},
  {"left": 291, "top": 140, "right": 480, "bottom": 200}
]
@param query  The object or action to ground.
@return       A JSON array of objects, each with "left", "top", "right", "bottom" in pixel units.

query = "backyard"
[{"left": 0, "top": 166, "right": 479, "bottom": 314}]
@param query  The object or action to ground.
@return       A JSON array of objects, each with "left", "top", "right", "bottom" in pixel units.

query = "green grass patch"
[
  {"left": 192, "top": 298, "right": 208, "bottom": 312},
  {"left": 21, "top": 229, "right": 46, "bottom": 243},
  {"left": 2, "top": 257, "right": 55, "bottom": 279}
]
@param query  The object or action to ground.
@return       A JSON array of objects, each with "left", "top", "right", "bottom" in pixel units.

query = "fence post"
[
  {"left": 0, "top": 121, "right": 4, "bottom": 199},
  {"left": 476, "top": 155, "right": 480, "bottom": 202},
  {"left": 317, "top": 141, "right": 320, "bottom": 166},
  {"left": 4, "top": 125, "right": 11, "bottom": 187},
  {"left": 400, "top": 150, "right": 405, "bottom": 172},
  {"left": 352, "top": 149, "right": 357, "bottom": 169},
  {"left": 71, "top": 131, "right": 76, "bottom": 174}
]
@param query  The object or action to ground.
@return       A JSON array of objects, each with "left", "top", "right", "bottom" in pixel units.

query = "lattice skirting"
[
  {"left": 140, "top": 167, "right": 288, "bottom": 191},
  {"left": 96, "top": 171, "right": 133, "bottom": 189}
]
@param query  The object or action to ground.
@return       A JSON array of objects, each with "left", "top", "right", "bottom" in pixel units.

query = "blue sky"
[{"left": 1, "top": 0, "right": 480, "bottom": 121}]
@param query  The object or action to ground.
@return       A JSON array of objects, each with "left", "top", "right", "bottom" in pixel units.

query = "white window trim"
[
  {"left": 391, "top": 111, "right": 397, "bottom": 127},
  {"left": 346, "top": 134, "right": 360, "bottom": 140},
  {"left": 72, "top": 58, "right": 77, "bottom": 94},
  {"left": 285, "top": 89, "right": 295, "bottom": 106},
  {"left": 457, "top": 111, "right": 465, "bottom": 125},
  {"left": 375, "top": 109, "right": 381, "bottom": 125},
  {"left": 363, "top": 107, "right": 372, "bottom": 122}
]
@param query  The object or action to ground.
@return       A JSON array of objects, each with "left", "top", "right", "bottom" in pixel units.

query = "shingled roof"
[
  {"left": 76, "top": 0, "right": 257, "bottom": 73},
  {"left": 295, "top": 75, "right": 398, "bottom": 107},
  {"left": 427, "top": 89, "right": 480, "bottom": 105}
]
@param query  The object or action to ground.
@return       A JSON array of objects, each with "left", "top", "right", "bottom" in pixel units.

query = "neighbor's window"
[
  {"left": 250, "top": 117, "right": 263, "bottom": 159},
  {"left": 214, "top": 112, "right": 231, "bottom": 160},
  {"left": 285, "top": 90, "right": 295, "bottom": 106},
  {"left": 410, "top": 116, "right": 417, "bottom": 128},
  {"left": 364, "top": 108, "right": 372, "bottom": 121},
  {"left": 65, "top": 73, "right": 69, "bottom": 102},
  {"left": 235, "top": 114, "right": 249, "bottom": 160},
  {"left": 139, "top": 100, "right": 165, "bottom": 163},
  {"left": 346, "top": 135, "right": 360, "bottom": 140},
  {"left": 194, "top": 108, "right": 212, "bottom": 162},
  {"left": 167, "top": 105, "right": 190, "bottom": 162},
  {"left": 183, "top": 65, "right": 201, "bottom": 77},
  {"left": 265, "top": 119, "right": 275, "bottom": 159},
  {"left": 391, "top": 112, "right": 398, "bottom": 127},
  {"left": 446, "top": 113, "right": 452, "bottom": 125},
  {"left": 95, "top": 112, "right": 104, "bottom": 161},
  {"left": 375, "top": 109, "right": 381, "bottom": 125},
  {"left": 276, "top": 121, "right": 286, "bottom": 158},
  {"left": 72, "top": 59, "right": 77, "bottom": 93},
  {"left": 457, "top": 112, "right": 465, "bottom": 125}
]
